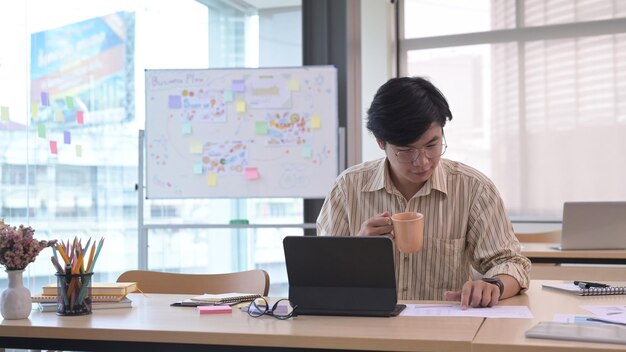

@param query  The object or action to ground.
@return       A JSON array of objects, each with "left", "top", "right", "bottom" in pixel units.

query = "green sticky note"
[
  {"left": 66, "top": 96, "right": 74, "bottom": 109},
  {"left": 181, "top": 122, "right": 192, "bottom": 135},
  {"left": 37, "top": 123, "right": 46, "bottom": 138},
  {"left": 193, "top": 162, "right": 202, "bottom": 174},
  {"left": 255, "top": 121, "right": 268, "bottom": 135},
  {"left": 223, "top": 90, "right": 233, "bottom": 102},
  {"left": 301, "top": 144, "right": 312, "bottom": 158}
]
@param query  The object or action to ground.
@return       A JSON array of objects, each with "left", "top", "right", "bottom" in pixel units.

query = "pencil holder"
[{"left": 55, "top": 272, "right": 93, "bottom": 316}]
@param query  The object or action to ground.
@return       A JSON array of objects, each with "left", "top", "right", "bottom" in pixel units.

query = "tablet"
[{"left": 525, "top": 321, "right": 626, "bottom": 345}]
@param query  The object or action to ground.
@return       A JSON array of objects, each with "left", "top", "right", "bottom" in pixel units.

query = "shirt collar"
[{"left": 362, "top": 158, "right": 449, "bottom": 197}]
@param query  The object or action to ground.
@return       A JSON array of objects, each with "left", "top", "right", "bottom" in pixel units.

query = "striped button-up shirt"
[{"left": 316, "top": 157, "right": 531, "bottom": 300}]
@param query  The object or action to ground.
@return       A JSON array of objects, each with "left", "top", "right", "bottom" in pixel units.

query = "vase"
[{"left": 1, "top": 269, "right": 32, "bottom": 320}]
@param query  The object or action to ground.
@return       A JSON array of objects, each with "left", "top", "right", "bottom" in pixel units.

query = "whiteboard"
[{"left": 145, "top": 66, "right": 338, "bottom": 199}]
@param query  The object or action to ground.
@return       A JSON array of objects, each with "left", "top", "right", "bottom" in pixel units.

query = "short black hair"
[{"left": 366, "top": 76, "right": 452, "bottom": 146}]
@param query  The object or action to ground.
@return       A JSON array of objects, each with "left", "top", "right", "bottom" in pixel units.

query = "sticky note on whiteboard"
[
  {"left": 181, "top": 122, "right": 192, "bottom": 135},
  {"left": 168, "top": 95, "right": 182, "bottom": 109},
  {"left": 301, "top": 145, "right": 312, "bottom": 158},
  {"left": 311, "top": 115, "right": 321, "bottom": 129},
  {"left": 236, "top": 100, "right": 246, "bottom": 113},
  {"left": 255, "top": 121, "right": 268, "bottom": 135},
  {"left": 207, "top": 173, "right": 217, "bottom": 186},
  {"left": 223, "top": 90, "right": 233, "bottom": 102},
  {"left": 232, "top": 80, "right": 245, "bottom": 92},
  {"left": 190, "top": 141, "right": 202, "bottom": 154},
  {"left": 245, "top": 167, "right": 259, "bottom": 180},
  {"left": 287, "top": 77, "right": 300, "bottom": 91}
]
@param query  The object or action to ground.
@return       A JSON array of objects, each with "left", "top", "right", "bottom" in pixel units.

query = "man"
[{"left": 316, "top": 77, "right": 530, "bottom": 309}]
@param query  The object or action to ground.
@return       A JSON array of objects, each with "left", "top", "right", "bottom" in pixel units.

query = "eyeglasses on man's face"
[
  {"left": 247, "top": 297, "right": 297, "bottom": 320},
  {"left": 393, "top": 137, "right": 447, "bottom": 163}
]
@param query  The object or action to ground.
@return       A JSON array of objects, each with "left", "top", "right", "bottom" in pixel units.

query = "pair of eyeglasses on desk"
[{"left": 246, "top": 297, "right": 297, "bottom": 320}]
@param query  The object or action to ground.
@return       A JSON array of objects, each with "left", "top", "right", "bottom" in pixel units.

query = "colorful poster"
[{"left": 30, "top": 11, "right": 133, "bottom": 127}]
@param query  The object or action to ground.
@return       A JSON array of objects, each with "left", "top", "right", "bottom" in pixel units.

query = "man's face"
[{"left": 379, "top": 123, "right": 445, "bottom": 189}]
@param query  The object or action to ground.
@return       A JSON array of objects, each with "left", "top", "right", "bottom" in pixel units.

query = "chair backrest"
[
  {"left": 116, "top": 269, "right": 270, "bottom": 295},
  {"left": 515, "top": 230, "right": 561, "bottom": 243}
]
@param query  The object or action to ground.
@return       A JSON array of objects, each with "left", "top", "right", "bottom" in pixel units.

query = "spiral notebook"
[
  {"left": 543, "top": 283, "right": 626, "bottom": 296},
  {"left": 190, "top": 293, "right": 261, "bottom": 304}
]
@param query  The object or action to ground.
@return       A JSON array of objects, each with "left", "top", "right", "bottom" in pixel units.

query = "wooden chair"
[
  {"left": 116, "top": 269, "right": 270, "bottom": 295},
  {"left": 515, "top": 230, "right": 561, "bottom": 243}
]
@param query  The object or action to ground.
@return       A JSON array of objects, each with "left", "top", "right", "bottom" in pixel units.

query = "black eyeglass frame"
[{"left": 247, "top": 297, "right": 298, "bottom": 320}]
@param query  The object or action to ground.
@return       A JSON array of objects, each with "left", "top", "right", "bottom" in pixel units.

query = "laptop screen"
[{"left": 283, "top": 236, "right": 405, "bottom": 317}]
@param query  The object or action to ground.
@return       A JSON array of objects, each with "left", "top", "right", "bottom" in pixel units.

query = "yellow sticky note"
[
  {"left": 236, "top": 100, "right": 246, "bottom": 113},
  {"left": 75, "top": 145, "right": 82, "bottom": 157},
  {"left": 287, "top": 77, "right": 300, "bottom": 91},
  {"left": 189, "top": 141, "right": 202, "bottom": 154},
  {"left": 207, "top": 173, "right": 217, "bottom": 186},
  {"left": 0, "top": 106, "right": 9, "bottom": 121},
  {"left": 55, "top": 108, "right": 64, "bottom": 122},
  {"left": 311, "top": 115, "right": 321, "bottom": 129},
  {"left": 31, "top": 103, "right": 39, "bottom": 119}
]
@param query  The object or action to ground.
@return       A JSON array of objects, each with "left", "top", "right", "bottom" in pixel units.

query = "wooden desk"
[
  {"left": 521, "top": 243, "right": 626, "bottom": 265},
  {"left": 473, "top": 280, "right": 626, "bottom": 352},
  {"left": 0, "top": 294, "right": 483, "bottom": 352}
]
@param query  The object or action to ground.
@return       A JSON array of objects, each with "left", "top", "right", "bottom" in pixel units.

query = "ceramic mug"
[{"left": 391, "top": 212, "right": 424, "bottom": 253}]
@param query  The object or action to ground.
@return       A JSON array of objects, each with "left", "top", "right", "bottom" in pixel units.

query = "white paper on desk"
[
  {"left": 580, "top": 305, "right": 626, "bottom": 324},
  {"left": 400, "top": 304, "right": 533, "bottom": 318},
  {"left": 553, "top": 314, "right": 598, "bottom": 324}
]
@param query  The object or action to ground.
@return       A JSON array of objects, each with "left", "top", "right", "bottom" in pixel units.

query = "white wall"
[{"left": 360, "top": 0, "right": 394, "bottom": 162}]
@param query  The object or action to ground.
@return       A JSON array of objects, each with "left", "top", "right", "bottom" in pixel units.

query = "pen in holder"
[{"left": 56, "top": 272, "right": 93, "bottom": 316}]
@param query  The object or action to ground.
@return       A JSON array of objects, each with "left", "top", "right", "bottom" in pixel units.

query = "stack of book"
[{"left": 32, "top": 282, "right": 138, "bottom": 312}]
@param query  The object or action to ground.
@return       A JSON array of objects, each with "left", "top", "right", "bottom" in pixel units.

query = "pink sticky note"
[
  {"left": 197, "top": 305, "right": 232, "bottom": 314},
  {"left": 77, "top": 110, "right": 84, "bottom": 124},
  {"left": 245, "top": 167, "right": 259, "bottom": 180},
  {"left": 49, "top": 140, "right": 58, "bottom": 155}
]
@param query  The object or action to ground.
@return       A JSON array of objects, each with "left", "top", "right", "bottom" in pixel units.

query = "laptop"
[
  {"left": 559, "top": 201, "right": 626, "bottom": 250},
  {"left": 283, "top": 236, "right": 406, "bottom": 317}
]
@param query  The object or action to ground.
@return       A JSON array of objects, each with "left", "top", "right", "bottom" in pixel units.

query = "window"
[
  {"left": 0, "top": 0, "right": 302, "bottom": 296},
  {"left": 400, "top": 0, "right": 626, "bottom": 219}
]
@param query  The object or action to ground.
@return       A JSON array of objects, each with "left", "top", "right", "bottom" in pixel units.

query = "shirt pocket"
[{"left": 424, "top": 236, "right": 466, "bottom": 290}]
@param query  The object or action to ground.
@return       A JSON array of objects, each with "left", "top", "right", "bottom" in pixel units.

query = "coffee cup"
[{"left": 391, "top": 212, "right": 424, "bottom": 253}]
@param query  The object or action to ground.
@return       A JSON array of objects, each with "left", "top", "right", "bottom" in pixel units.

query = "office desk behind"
[
  {"left": 521, "top": 243, "right": 626, "bottom": 265},
  {"left": 473, "top": 280, "right": 626, "bottom": 352},
  {"left": 0, "top": 293, "right": 484, "bottom": 352}
]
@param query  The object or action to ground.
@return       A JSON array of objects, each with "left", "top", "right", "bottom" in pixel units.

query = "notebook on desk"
[
  {"left": 557, "top": 202, "right": 626, "bottom": 250},
  {"left": 283, "top": 236, "right": 405, "bottom": 317}
]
